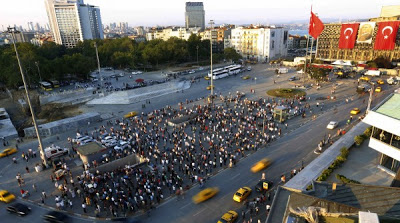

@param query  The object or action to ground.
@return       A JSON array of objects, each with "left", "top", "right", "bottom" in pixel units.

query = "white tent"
[
  {"left": 342, "top": 61, "right": 352, "bottom": 66},
  {"left": 331, "top": 60, "right": 345, "bottom": 65}
]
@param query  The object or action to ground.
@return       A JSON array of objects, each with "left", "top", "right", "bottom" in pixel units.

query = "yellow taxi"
[
  {"left": 242, "top": 75, "right": 250, "bottom": 80},
  {"left": 350, "top": 108, "right": 360, "bottom": 115},
  {"left": 0, "top": 148, "right": 18, "bottom": 158},
  {"left": 359, "top": 76, "right": 370, "bottom": 81},
  {"left": 251, "top": 158, "right": 271, "bottom": 173},
  {"left": 233, "top": 187, "right": 252, "bottom": 202},
  {"left": 192, "top": 187, "right": 219, "bottom": 204},
  {"left": 375, "top": 86, "right": 382, "bottom": 92},
  {"left": 377, "top": 79, "right": 384, "bottom": 85},
  {"left": 123, "top": 111, "right": 137, "bottom": 119},
  {"left": 204, "top": 76, "right": 211, "bottom": 80},
  {"left": 206, "top": 85, "right": 214, "bottom": 90},
  {"left": 217, "top": 210, "right": 238, "bottom": 223},
  {"left": 0, "top": 190, "right": 15, "bottom": 203}
]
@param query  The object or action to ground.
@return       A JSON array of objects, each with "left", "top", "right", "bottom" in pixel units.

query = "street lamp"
[
  {"left": 94, "top": 42, "right": 102, "bottom": 91},
  {"left": 35, "top": 61, "right": 42, "bottom": 82},
  {"left": 196, "top": 45, "right": 199, "bottom": 65},
  {"left": 209, "top": 20, "right": 215, "bottom": 98},
  {"left": 6, "top": 27, "right": 48, "bottom": 167}
]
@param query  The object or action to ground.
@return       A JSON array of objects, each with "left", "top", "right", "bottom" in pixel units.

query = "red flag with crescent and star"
[
  {"left": 309, "top": 11, "right": 324, "bottom": 39},
  {"left": 374, "top": 21, "right": 400, "bottom": 50},
  {"left": 338, "top": 23, "right": 359, "bottom": 49}
]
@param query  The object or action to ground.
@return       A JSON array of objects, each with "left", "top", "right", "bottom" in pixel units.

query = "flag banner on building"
[
  {"left": 357, "top": 22, "right": 376, "bottom": 44},
  {"left": 338, "top": 23, "right": 359, "bottom": 49},
  {"left": 374, "top": 21, "right": 400, "bottom": 50},
  {"left": 309, "top": 11, "right": 324, "bottom": 39}
]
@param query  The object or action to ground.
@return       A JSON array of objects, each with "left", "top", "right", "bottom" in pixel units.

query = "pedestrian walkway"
[{"left": 284, "top": 121, "right": 369, "bottom": 191}]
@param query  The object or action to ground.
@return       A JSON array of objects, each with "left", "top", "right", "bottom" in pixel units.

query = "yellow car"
[
  {"left": 0, "top": 148, "right": 18, "bottom": 158},
  {"left": 217, "top": 210, "right": 238, "bottom": 223},
  {"left": 206, "top": 85, "right": 214, "bottom": 90},
  {"left": 204, "top": 76, "right": 211, "bottom": 80},
  {"left": 123, "top": 111, "right": 137, "bottom": 119},
  {"left": 233, "top": 187, "right": 252, "bottom": 202},
  {"left": 0, "top": 190, "right": 15, "bottom": 203},
  {"left": 359, "top": 76, "right": 370, "bottom": 81},
  {"left": 377, "top": 79, "right": 384, "bottom": 85},
  {"left": 251, "top": 158, "right": 271, "bottom": 173},
  {"left": 375, "top": 86, "right": 382, "bottom": 92},
  {"left": 192, "top": 187, "right": 219, "bottom": 204},
  {"left": 350, "top": 108, "right": 360, "bottom": 115},
  {"left": 242, "top": 75, "right": 251, "bottom": 80}
]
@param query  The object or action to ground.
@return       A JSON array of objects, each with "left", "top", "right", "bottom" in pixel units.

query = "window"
[{"left": 271, "top": 31, "right": 275, "bottom": 37}]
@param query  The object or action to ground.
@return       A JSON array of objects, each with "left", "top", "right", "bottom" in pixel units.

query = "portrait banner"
[{"left": 357, "top": 22, "right": 376, "bottom": 44}]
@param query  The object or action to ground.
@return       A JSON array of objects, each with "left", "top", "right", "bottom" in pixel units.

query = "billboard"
[{"left": 357, "top": 22, "right": 376, "bottom": 44}]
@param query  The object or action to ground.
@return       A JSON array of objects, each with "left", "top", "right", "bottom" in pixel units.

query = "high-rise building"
[
  {"left": 45, "top": 0, "right": 104, "bottom": 48},
  {"left": 185, "top": 2, "right": 205, "bottom": 30}
]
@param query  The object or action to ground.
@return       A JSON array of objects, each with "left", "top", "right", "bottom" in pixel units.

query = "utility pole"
[
  {"left": 94, "top": 42, "right": 102, "bottom": 91},
  {"left": 209, "top": 20, "right": 215, "bottom": 99},
  {"left": 196, "top": 45, "right": 199, "bottom": 65},
  {"left": 7, "top": 27, "right": 48, "bottom": 167},
  {"left": 366, "top": 83, "right": 374, "bottom": 113},
  {"left": 34, "top": 61, "right": 42, "bottom": 82}
]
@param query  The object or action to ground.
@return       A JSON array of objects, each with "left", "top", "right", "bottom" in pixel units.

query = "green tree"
[{"left": 224, "top": 47, "right": 241, "bottom": 62}]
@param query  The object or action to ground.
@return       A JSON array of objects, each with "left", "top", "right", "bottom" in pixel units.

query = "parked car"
[
  {"left": 114, "top": 141, "right": 129, "bottom": 151},
  {"left": 44, "top": 145, "right": 68, "bottom": 160}
]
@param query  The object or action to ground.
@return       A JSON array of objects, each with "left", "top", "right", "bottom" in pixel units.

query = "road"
[{"left": 0, "top": 62, "right": 396, "bottom": 222}]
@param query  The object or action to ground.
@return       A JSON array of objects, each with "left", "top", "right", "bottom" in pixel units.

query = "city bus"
[
  {"left": 212, "top": 69, "right": 229, "bottom": 80},
  {"left": 47, "top": 80, "right": 60, "bottom": 88},
  {"left": 207, "top": 68, "right": 224, "bottom": 78},
  {"left": 228, "top": 65, "right": 242, "bottom": 75},
  {"left": 39, "top": 81, "right": 53, "bottom": 91}
]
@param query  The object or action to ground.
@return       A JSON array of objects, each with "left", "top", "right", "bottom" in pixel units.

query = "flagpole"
[
  {"left": 315, "top": 37, "right": 319, "bottom": 59},
  {"left": 303, "top": 34, "right": 310, "bottom": 85},
  {"left": 310, "top": 37, "right": 314, "bottom": 62}
]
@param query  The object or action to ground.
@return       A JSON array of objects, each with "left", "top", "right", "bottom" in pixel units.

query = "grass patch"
[{"left": 267, "top": 88, "right": 306, "bottom": 98}]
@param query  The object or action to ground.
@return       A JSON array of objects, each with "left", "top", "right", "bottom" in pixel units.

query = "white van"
[
  {"left": 365, "top": 70, "right": 381, "bottom": 76},
  {"left": 278, "top": 68, "right": 288, "bottom": 74},
  {"left": 45, "top": 145, "right": 68, "bottom": 160}
]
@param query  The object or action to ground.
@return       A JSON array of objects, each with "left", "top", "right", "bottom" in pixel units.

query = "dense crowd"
[{"left": 51, "top": 94, "right": 311, "bottom": 217}]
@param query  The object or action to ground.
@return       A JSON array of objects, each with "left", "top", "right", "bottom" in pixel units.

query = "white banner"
[{"left": 357, "top": 22, "right": 376, "bottom": 44}]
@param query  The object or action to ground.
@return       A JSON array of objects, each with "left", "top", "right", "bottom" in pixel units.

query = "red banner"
[
  {"left": 338, "top": 23, "right": 359, "bottom": 49},
  {"left": 309, "top": 12, "right": 324, "bottom": 39},
  {"left": 374, "top": 21, "right": 400, "bottom": 50}
]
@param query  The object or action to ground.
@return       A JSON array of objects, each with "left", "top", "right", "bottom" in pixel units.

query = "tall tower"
[
  {"left": 45, "top": 0, "right": 103, "bottom": 48},
  {"left": 185, "top": 2, "right": 205, "bottom": 30}
]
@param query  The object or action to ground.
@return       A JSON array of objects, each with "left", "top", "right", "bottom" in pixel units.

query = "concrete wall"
[
  {"left": 39, "top": 88, "right": 97, "bottom": 105},
  {"left": 90, "top": 153, "right": 147, "bottom": 173},
  {"left": 24, "top": 112, "right": 101, "bottom": 138}
]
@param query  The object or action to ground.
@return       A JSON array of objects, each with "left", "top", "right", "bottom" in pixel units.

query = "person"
[{"left": 82, "top": 203, "right": 87, "bottom": 213}]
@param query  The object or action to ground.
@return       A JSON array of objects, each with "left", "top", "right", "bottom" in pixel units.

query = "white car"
[
  {"left": 73, "top": 136, "right": 91, "bottom": 144},
  {"left": 247, "top": 66, "right": 252, "bottom": 71},
  {"left": 114, "top": 141, "right": 129, "bottom": 151},
  {"left": 326, "top": 121, "right": 339, "bottom": 129},
  {"left": 118, "top": 73, "right": 124, "bottom": 77},
  {"left": 80, "top": 138, "right": 94, "bottom": 145},
  {"left": 188, "top": 70, "right": 195, "bottom": 74}
]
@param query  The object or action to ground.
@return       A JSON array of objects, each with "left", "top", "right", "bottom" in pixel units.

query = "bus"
[
  {"left": 207, "top": 68, "right": 224, "bottom": 77},
  {"left": 228, "top": 65, "right": 242, "bottom": 75},
  {"left": 212, "top": 69, "right": 229, "bottom": 80},
  {"left": 47, "top": 80, "right": 60, "bottom": 88},
  {"left": 39, "top": 81, "right": 53, "bottom": 91}
]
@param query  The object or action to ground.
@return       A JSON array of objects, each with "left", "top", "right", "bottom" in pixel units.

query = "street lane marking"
[
  {"left": 231, "top": 173, "right": 240, "bottom": 180},
  {"left": 193, "top": 208, "right": 207, "bottom": 216},
  {"left": 180, "top": 202, "right": 192, "bottom": 209}
]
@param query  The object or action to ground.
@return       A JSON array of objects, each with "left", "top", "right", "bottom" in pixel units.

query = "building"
[
  {"left": 13, "top": 31, "right": 36, "bottom": 43},
  {"left": 287, "top": 34, "right": 308, "bottom": 49},
  {"left": 146, "top": 27, "right": 200, "bottom": 41},
  {"left": 317, "top": 5, "right": 400, "bottom": 62},
  {"left": 0, "top": 108, "right": 18, "bottom": 140},
  {"left": 362, "top": 91, "right": 400, "bottom": 176},
  {"left": 45, "top": 0, "right": 104, "bottom": 48},
  {"left": 230, "top": 26, "right": 288, "bottom": 61},
  {"left": 185, "top": 2, "right": 205, "bottom": 30},
  {"left": 200, "top": 28, "right": 219, "bottom": 52}
]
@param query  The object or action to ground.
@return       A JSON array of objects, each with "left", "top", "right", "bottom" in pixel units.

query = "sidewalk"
[{"left": 284, "top": 121, "right": 369, "bottom": 191}]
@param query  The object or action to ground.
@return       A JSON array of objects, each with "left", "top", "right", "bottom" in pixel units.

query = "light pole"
[
  {"left": 94, "top": 42, "right": 102, "bottom": 91},
  {"left": 35, "top": 61, "right": 42, "bottom": 82},
  {"left": 7, "top": 27, "right": 48, "bottom": 167},
  {"left": 209, "top": 20, "right": 215, "bottom": 98}
]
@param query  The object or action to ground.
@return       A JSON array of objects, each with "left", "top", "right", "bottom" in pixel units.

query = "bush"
[
  {"left": 354, "top": 135, "right": 365, "bottom": 145},
  {"left": 316, "top": 147, "right": 349, "bottom": 182},
  {"left": 336, "top": 174, "right": 360, "bottom": 184},
  {"left": 364, "top": 127, "right": 372, "bottom": 138}
]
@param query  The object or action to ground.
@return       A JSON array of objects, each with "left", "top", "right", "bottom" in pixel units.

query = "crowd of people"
[{"left": 47, "top": 94, "right": 312, "bottom": 217}]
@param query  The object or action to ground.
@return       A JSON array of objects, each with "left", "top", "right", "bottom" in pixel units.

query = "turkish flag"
[
  {"left": 309, "top": 11, "right": 324, "bottom": 39},
  {"left": 374, "top": 21, "right": 400, "bottom": 50},
  {"left": 338, "top": 23, "right": 359, "bottom": 49}
]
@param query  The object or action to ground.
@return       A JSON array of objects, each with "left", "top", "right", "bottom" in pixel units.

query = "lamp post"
[
  {"left": 7, "top": 27, "right": 48, "bottom": 167},
  {"left": 196, "top": 45, "right": 199, "bottom": 65},
  {"left": 209, "top": 20, "right": 215, "bottom": 98},
  {"left": 35, "top": 61, "right": 42, "bottom": 82},
  {"left": 94, "top": 42, "right": 102, "bottom": 90}
]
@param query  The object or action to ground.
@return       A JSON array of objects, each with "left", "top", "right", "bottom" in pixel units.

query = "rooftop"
[
  {"left": 375, "top": 93, "right": 400, "bottom": 121},
  {"left": 76, "top": 142, "right": 106, "bottom": 156},
  {"left": 186, "top": 2, "right": 203, "bottom": 7}
]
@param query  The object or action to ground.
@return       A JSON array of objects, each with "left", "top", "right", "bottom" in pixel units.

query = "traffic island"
[{"left": 266, "top": 88, "right": 306, "bottom": 98}]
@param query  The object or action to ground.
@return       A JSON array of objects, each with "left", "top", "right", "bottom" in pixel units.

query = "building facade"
[
  {"left": 45, "top": 0, "right": 103, "bottom": 48},
  {"left": 146, "top": 27, "right": 200, "bottom": 41},
  {"left": 230, "top": 26, "right": 288, "bottom": 61},
  {"left": 363, "top": 91, "right": 400, "bottom": 175},
  {"left": 185, "top": 2, "right": 205, "bottom": 30}
]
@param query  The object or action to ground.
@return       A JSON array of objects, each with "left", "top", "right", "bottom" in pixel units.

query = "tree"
[
  {"left": 224, "top": 47, "right": 241, "bottom": 62},
  {"left": 373, "top": 56, "right": 393, "bottom": 69}
]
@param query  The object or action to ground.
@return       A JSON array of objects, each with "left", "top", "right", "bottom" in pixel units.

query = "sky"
[{"left": 1, "top": 0, "right": 400, "bottom": 29}]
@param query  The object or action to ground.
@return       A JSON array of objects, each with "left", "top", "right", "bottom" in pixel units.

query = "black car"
[
  {"left": 255, "top": 180, "right": 273, "bottom": 192},
  {"left": 6, "top": 203, "right": 31, "bottom": 216},
  {"left": 43, "top": 211, "right": 70, "bottom": 223}
]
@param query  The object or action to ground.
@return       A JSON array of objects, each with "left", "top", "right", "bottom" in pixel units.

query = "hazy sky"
[{"left": 1, "top": 0, "right": 399, "bottom": 29}]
